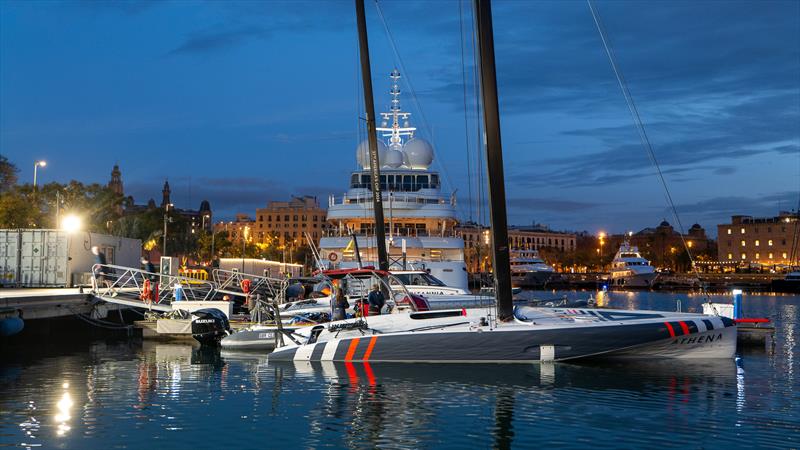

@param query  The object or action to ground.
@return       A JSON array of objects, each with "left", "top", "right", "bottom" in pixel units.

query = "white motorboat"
[
  {"left": 510, "top": 249, "right": 555, "bottom": 287},
  {"left": 609, "top": 242, "right": 658, "bottom": 288}
]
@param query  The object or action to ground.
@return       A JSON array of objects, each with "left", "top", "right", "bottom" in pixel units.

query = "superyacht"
[
  {"left": 509, "top": 249, "right": 555, "bottom": 287},
  {"left": 609, "top": 240, "right": 658, "bottom": 288},
  {"left": 319, "top": 70, "right": 468, "bottom": 290}
]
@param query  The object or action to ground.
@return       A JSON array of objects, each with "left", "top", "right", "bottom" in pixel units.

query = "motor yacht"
[
  {"left": 609, "top": 242, "right": 658, "bottom": 288},
  {"left": 509, "top": 249, "right": 555, "bottom": 287}
]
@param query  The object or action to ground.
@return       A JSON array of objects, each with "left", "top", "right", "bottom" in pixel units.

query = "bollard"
[{"left": 732, "top": 289, "right": 743, "bottom": 319}]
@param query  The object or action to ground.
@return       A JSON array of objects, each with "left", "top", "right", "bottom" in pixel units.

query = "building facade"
[
  {"left": 254, "top": 196, "right": 327, "bottom": 246},
  {"left": 110, "top": 165, "right": 212, "bottom": 233},
  {"left": 456, "top": 223, "right": 576, "bottom": 272},
  {"left": 717, "top": 211, "right": 800, "bottom": 266},
  {"left": 214, "top": 214, "right": 255, "bottom": 243},
  {"left": 602, "top": 220, "right": 711, "bottom": 269}
]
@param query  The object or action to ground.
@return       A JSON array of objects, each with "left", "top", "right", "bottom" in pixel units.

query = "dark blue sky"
[{"left": 1, "top": 0, "right": 798, "bottom": 237}]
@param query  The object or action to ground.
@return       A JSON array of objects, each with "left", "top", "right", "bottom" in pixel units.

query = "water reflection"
[
  {"left": 1, "top": 292, "right": 798, "bottom": 449},
  {"left": 273, "top": 359, "right": 738, "bottom": 448}
]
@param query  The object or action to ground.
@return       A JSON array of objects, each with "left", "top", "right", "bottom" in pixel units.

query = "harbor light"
[{"left": 60, "top": 214, "right": 82, "bottom": 233}]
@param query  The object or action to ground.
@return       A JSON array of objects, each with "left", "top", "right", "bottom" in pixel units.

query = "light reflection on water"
[{"left": 0, "top": 292, "right": 798, "bottom": 449}]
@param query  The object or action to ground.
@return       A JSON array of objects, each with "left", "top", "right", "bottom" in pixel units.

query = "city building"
[
  {"left": 254, "top": 196, "right": 327, "bottom": 246},
  {"left": 456, "top": 223, "right": 576, "bottom": 272},
  {"left": 717, "top": 211, "right": 800, "bottom": 266},
  {"left": 109, "top": 165, "right": 212, "bottom": 233},
  {"left": 214, "top": 214, "right": 255, "bottom": 243},
  {"left": 603, "top": 220, "right": 711, "bottom": 269}
]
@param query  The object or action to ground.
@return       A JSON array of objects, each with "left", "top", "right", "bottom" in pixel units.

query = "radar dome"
[
  {"left": 403, "top": 138, "right": 434, "bottom": 169},
  {"left": 356, "top": 140, "right": 388, "bottom": 169},
  {"left": 384, "top": 147, "right": 404, "bottom": 168}
]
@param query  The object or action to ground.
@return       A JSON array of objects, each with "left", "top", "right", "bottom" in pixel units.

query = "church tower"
[
  {"left": 162, "top": 180, "right": 171, "bottom": 207},
  {"left": 108, "top": 165, "right": 123, "bottom": 196}
]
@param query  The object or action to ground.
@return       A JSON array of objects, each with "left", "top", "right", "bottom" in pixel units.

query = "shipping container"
[
  {"left": 0, "top": 230, "right": 20, "bottom": 287},
  {"left": 0, "top": 229, "right": 142, "bottom": 287}
]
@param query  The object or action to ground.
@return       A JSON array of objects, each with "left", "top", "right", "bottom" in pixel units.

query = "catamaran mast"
[
  {"left": 475, "top": 0, "right": 514, "bottom": 321},
  {"left": 355, "top": 0, "right": 390, "bottom": 272}
]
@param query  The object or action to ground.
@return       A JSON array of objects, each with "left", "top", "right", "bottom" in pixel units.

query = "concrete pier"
[{"left": 0, "top": 288, "right": 122, "bottom": 320}]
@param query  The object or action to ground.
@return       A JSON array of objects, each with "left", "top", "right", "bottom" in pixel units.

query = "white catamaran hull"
[{"left": 269, "top": 308, "right": 737, "bottom": 363}]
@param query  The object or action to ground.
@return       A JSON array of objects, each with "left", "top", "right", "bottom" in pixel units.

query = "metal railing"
[
  {"left": 329, "top": 192, "right": 456, "bottom": 207},
  {"left": 211, "top": 269, "right": 289, "bottom": 303},
  {"left": 90, "top": 264, "right": 215, "bottom": 311}
]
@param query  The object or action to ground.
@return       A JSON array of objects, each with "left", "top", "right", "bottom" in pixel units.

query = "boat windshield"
[{"left": 393, "top": 273, "right": 447, "bottom": 287}]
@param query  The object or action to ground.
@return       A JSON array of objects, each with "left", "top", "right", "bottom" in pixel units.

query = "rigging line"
[
  {"left": 372, "top": 0, "right": 456, "bottom": 197},
  {"left": 790, "top": 193, "right": 800, "bottom": 264},
  {"left": 587, "top": 0, "right": 706, "bottom": 289},
  {"left": 470, "top": 0, "right": 486, "bottom": 227},
  {"left": 459, "top": 0, "right": 475, "bottom": 223}
]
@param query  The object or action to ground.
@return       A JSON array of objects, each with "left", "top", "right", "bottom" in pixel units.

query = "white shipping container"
[
  {"left": 0, "top": 229, "right": 142, "bottom": 287},
  {"left": 0, "top": 230, "right": 20, "bottom": 287}
]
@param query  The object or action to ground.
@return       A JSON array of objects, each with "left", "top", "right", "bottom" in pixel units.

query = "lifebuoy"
[
  {"left": 241, "top": 278, "right": 252, "bottom": 294},
  {"left": 329, "top": 252, "right": 338, "bottom": 262}
]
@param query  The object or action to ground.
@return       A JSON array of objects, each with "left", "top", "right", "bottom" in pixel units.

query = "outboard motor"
[{"left": 191, "top": 308, "right": 231, "bottom": 346}]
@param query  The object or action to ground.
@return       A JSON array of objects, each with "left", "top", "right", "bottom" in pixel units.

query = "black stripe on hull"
[
  {"left": 702, "top": 319, "right": 714, "bottom": 331},
  {"left": 310, "top": 343, "right": 326, "bottom": 360},
  {"left": 270, "top": 347, "right": 298, "bottom": 361}
]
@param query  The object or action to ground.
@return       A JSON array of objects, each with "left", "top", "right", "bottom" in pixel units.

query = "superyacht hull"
[
  {"left": 610, "top": 271, "right": 658, "bottom": 289},
  {"left": 511, "top": 271, "right": 554, "bottom": 287}
]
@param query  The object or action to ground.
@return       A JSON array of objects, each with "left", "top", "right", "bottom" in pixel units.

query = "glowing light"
[
  {"left": 60, "top": 214, "right": 82, "bottom": 233},
  {"left": 54, "top": 388, "right": 74, "bottom": 437},
  {"left": 36, "top": 160, "right": 47, "bottom": 167}
]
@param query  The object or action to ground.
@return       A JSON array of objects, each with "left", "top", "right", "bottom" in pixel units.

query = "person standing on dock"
[
  {"left": 368, "top": 284, "right": 385, "bottom": 316},
  {"left": 141, "top": 257, "right": 158, "bottom": 305},
  {"left": 91, "top": 246, "right": 115, "bottom": 296},
  {"left": 332, "top": 283, "right": 349, "bottom": 321}
]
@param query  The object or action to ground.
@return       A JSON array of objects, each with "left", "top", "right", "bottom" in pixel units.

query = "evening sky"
[{"left": 1, "top": 0, "right": 798, "bottom": 236}]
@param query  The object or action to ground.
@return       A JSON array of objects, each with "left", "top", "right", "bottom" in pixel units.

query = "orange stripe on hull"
[
  {"left": 344, "top": 338, "right": 361, "bottom": 361},
  {"left": 363, "top": 336, "right": 378, "bottom": 361}
]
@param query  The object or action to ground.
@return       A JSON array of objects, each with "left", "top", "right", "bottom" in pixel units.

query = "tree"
[{"left": 0, "top": 156, "right": 18, "bottom": 193}]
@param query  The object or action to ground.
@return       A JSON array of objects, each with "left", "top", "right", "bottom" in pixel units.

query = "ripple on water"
[{"left": 1, "top": 293, "right": 799, "bottom": 448}]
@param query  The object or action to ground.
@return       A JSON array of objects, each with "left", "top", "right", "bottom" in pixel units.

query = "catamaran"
[{"left": 268, "top": 0, "right": 737, "bottom": 363}]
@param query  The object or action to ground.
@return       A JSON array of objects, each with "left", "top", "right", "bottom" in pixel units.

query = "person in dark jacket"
[
  {"left": 332, "top": 285, "right": 350, "bottom": 321},
  {"left": 367, "top": 284, "right": 385, "bottom": 315}
]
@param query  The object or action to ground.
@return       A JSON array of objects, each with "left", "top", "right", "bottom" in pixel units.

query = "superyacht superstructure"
[{"left": 319, "top": 70, "right": 468, "bottom": 290}]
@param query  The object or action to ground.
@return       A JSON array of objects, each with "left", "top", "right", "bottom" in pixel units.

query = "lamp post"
[
  {"left": 33, "top": 160, "right": 46, "bottom": 189},
  {"left": 163, "top": 203, "right": 173, "bottom": 256},
  {"left": 598, "top": 232, "right": 606, "bottom": 271},
  {"left": 241, "top": 226, "right": 250, "bottom": 271}
]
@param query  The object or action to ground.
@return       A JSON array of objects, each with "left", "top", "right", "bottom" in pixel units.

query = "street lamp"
[
  {"left": 33, "top": 160, "right": 46, "bottom": 189},
  {"left": 598, "top": 232, "right": 606, "bottom": 271},
  {"left": 163, "top": 203, "right": 173, "bottom": 256},
  {"left": 61, "top": 214, "right": 81, "bottom": 233}
]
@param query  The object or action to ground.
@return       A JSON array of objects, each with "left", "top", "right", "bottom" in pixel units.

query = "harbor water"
[{"left": 1, "top": 291, "right": 799, "bottom": 449}]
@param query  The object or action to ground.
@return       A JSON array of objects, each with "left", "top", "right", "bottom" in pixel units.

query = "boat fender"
[{"left": 0, "top": 317, "right": 24, "bottom": 337}]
